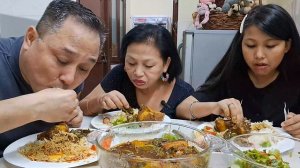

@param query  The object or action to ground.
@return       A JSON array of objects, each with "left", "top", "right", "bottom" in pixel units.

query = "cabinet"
[{"left": 78, "top": 0, "right": 112, "bottom": 99}]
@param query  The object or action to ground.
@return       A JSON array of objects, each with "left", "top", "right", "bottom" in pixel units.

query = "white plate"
[
  {"left": 196, "top": 122, "right": 215, "bottom": 131},
  {"left": 90, "top": 110, "right": 171, "bottom": 129},
  {"left": 197, "top": 122, "right": 294, "bottom": 153},
  {"left": 197, "top": 122, "right": 289, "bottom": 136},
  {"left": 230, "top": 133, "right": 295, "bottom": 153},
  {"left": 3, "top": 131, "right": 98, "bottom": 168}
]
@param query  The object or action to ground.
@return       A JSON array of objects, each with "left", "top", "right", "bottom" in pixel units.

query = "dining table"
[
  {"left": 1, "top": 116, "right": 299, "bottom": 168},
  {"left": 0, "top": 116, "right": 205, "bottom": 168}
]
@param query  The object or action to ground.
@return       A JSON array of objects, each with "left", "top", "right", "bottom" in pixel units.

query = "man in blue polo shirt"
[{"left": 0, "top": 0, "right": 106, "bottom": 157}]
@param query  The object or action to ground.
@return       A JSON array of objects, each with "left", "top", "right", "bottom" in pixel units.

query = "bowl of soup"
[{"left": 95, "top": 121, "right": 214, "bottom": 168}]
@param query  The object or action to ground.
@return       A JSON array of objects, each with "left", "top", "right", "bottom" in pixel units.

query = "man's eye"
[{"left": 57, "top": 57, "right": 68, "bottom": 65}]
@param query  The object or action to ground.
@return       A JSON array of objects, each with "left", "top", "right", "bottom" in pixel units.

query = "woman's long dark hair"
[{"left": 199, "top": 4, "right": 300, "bottom": 92}]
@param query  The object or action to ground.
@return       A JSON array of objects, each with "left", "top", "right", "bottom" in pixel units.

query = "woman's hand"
[
  {"left": 281, "top": 112, "right": 300, "bottom": 138},
  {"left": 213, "top": 98, "right": 244, "bottom": 124},
  {"left": 100, "top": 90, "right": 130, "bottom": 110}
]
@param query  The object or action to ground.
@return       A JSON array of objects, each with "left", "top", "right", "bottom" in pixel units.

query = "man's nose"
[{"left": 59, "top": 66, "right": 76, "bottom": 85}]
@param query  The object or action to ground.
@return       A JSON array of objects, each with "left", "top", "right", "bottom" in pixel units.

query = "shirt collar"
[{"left": 8, "top": 36, "right": 33, "bottom": 93}]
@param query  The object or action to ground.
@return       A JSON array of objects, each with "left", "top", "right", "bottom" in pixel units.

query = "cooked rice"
[
  {"left": 251, "top": 120, "right": 277, "bottom": 133},
  {"left": 18, "top": 131, "right": 96, "bottom": 162}
]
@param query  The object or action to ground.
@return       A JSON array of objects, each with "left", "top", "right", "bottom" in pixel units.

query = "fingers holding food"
[
  {"left": 214, "top": 116, "right": 251, "bottom": 139},
  {"left": 217, "top": 101, "right": 230, "bottom": 118},
  {"left": 100, "top": 91, "right": 130, "bottom": 110},
  {"left": 218, "top": 98, "right": 243, "bottom": 124},
  {"left": 34, "top": 89, "right": 80, "bottom": 123},
  {"left": 67, "top": 106, "right": 83, "bottom": 127},
  {"left": 102, "top": 96, "right": 117, "bottom": 109}
]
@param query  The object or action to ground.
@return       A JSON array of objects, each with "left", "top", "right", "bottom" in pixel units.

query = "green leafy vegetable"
[
  {"left": 112, "top": 115, "right": 127, "bottom": 126},
  {"left": 234, "top": 149, "right": 290, "bottom": 168},
  {"left": 260, "top": 141, "right": 272, "bottom": 147},
  {"left": 162, "top": 133, "right": 181, "bottom": 141}
]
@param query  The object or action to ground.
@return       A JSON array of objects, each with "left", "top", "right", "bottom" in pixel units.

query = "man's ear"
[{"left": 23, "top": 26, "right": 39, "bottom": 50}]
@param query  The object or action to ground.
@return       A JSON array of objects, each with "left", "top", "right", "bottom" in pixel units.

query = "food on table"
[
  {"left": 102, "top": 117, "right": 111, "bottom": 125},
  {"left": 233, "top": 134, "right": 282, "bottom": 149},
  {"left": 215, "top": 117, "right": 230, "bottom": 132},
  {"left": 101, "top": 105, "right": 165, "bottom": 126},
  {"left": 251, "top": 120, "right": 277, "bottom": 133},
  {"left": 215, "top": 117, "right": 251, "bottom": 139},
  {"left": 98, "top": 121, "right": 212, "bottom": 168},
  {"left": 260, "top": 140, "right": 272, "bottom": 148},
  {"left": 201, "top": 125, "right": 219, "bottom": 136},
  {"left": 37, "top": 122, "right": 69, "bottom": 140},
  {"left": 233, "top": 149, "right": 290, "bottom": 168},
  {"left": 108, "top": 133, "right": 208, "bottom": 167},
  {"left": 112, "top": 109, "right": 137, "bottom": 126},
  {"left": 18, "top": 124, "right": 96, "bottom": 162},
  {"left": 199, "top": 118, "right": 278, "bottom": 139},
  {"left": 137, "top": 105, "right": 165, "bottom": 121}
]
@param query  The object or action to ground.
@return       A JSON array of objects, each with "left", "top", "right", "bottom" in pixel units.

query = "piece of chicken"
[
  {"left": 137, "top": 105, "right": 165, "bottom": 121},
  {"left": 37, "top": 122, "right": 69, "bottom": 140},
  {"left": 214, "top": 117, "right": 251, "bottom": 139}
]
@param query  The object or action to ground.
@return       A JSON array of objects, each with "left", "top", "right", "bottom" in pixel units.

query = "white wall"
[
  {"left": 296, "top": 0, "right": 300, "bottom": 32},
  {"left": 125, "top": 0, "right": 173, "bottom": 32},
  {"left": 177, "top": 0, "right": 198, "bottom": 47},
  {"left": 0, "top": 0, "right": 52, "bottom": 20},
  {"left": 262, "top": 0, "right": 294, "bottom": 16},
  {"left": 0, "top": 0, "right": 76, "bottom": 37},
  {"left": 0, "top": 0, "right": 299, "bottom": 40},
  {"left": 0, "top": 0, "right": 51, "bottom": 37}
]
